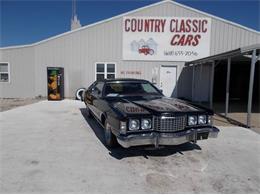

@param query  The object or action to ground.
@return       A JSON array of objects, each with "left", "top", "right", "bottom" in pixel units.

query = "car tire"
[
  {"left": 75, "top": 88, "right": 86, "bottom": 101},
  {"left": 104, "top": 120, "right": 118, "bottom": 148}
]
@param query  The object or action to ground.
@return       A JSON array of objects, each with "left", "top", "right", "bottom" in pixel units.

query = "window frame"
[
  {"left": 0, "top": 62, "right": 10, "bottom": 83},
  {"left": 95, "top": 62, "right": 116, "bottom": 81}
]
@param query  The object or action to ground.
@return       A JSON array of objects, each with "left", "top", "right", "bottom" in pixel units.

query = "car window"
[
  {"left": 92, "top": 82, "right": 104, "bottom": 97},
  {"left": 104, "top": 82, "right": 161, "bottom": 97},
  {"left": 141, "top": 83, "right": 158, "bottom": 93},
  {"left": 89, "top": 82, "right": 97, "bottom": 91},
  {"left": 95, "top": 82, "right": 104, "bottom": 92}
]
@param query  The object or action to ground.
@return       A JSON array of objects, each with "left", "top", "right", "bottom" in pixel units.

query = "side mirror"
[{"left": 159, "top": 89, "right": 163, "bottom": 93}]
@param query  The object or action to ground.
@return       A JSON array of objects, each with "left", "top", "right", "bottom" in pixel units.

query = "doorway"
[
  {"left": 47, "top": 67, "right": 64, "bottom": 100},
  {"left": 159, "top": 65, "right": 177, "bottom": 97}
]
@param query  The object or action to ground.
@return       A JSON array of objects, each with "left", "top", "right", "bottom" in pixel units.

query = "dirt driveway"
[
  {"left": 0, "top": 100, "right": 259, "bottom": 193},
  {"left": 0, "top": 98, "right": 43, "bottom": 112}
]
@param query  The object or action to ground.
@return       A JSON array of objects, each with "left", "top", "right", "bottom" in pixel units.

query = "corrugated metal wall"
[
  {"left": 0, "top": 1, "right": 259, "bottom": 98},
  {"left": 0, "top": 47, "right": 35, "bottom": 97}
]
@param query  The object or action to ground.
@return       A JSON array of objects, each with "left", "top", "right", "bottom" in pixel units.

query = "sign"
[{"left": 123, "top": 17, "right": 211, "bottom": 61}]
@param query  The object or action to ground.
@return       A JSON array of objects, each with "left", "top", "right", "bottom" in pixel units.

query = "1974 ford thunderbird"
[{"left": 84, "top": 78, "right": 219, "bottom": 148}]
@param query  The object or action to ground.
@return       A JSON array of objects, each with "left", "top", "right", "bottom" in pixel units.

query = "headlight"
[
  {"left": 188, "top": 116, "right": 197, "bottom": 126},
  {"left": 129, "top": 119, "right": 140, "bottom": 130},
  {"left": 141, "top": 118, "right": 152, "bottom": 130},
  {"left": 198, "top": 115, "right": 207, "bottom": 124}
]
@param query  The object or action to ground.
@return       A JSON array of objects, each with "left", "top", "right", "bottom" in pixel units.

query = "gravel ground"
[{"left": 0, "top": 100, "right": 259, "bottom": 193}]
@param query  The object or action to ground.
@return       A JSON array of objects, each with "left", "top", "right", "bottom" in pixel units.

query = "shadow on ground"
[{"left": 80, "top": 108, "right": 201, "bottom": 160}]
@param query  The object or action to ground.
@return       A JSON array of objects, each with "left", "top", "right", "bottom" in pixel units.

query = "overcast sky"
[{"left": 1, "top": 0, "right": 259, "bottom": 47}]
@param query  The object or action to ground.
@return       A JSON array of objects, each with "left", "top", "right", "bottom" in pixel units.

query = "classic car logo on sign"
[
  {"left": 131, "top": 38, "right": 158, "bottom": 55},
  {"left": 139, "top": 45, "right": 154, "bottom": 55}
]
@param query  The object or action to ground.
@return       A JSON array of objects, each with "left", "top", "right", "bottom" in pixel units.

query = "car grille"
[{"left": 153, "top": 115, "right": 187, "bottom": 132}]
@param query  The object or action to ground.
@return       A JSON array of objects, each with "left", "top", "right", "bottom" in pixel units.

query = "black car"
[{"left": 84, "top": 78, "right": 219, "bottom": 148}]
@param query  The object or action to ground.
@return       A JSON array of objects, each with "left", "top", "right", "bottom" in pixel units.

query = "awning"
[{"left": 184, "top": 44, "right": 260, "bottom": 128}]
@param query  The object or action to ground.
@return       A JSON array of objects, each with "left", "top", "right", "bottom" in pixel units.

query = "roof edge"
[
  {"left": 1, "top": 0, "right": 259, "bottom": 50},
  {"left": 171, "top": 0, "right": 259, "bottom": 35},
  {"left": 186, "top": 44, "right": 260, "bottom": 65},
  {"left": 0, "top": 0, "right": 169, "bottom": 50}
]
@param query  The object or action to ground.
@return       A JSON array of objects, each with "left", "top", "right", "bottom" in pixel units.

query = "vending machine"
[{"left": 47, "top": 67, "right": 64, "bottom": 100}]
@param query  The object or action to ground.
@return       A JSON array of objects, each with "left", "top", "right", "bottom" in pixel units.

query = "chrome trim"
[
  {"left": 161, "top": 116, "right": 177, "bottom": 119},
  {"left": 153, "top": 115, "right": 186, "bottom": 132},
  {"left": 117, "top": 127, "right": 219, "bottom": 148}
]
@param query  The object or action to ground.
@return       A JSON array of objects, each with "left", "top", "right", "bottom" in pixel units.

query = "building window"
[
  {"left": 96, "top": 63, "right": 105, "bottom": 81},
  {"left": 0, "top": 62, "right": 10, "bottom": 82},
  {"left": 95, "top": 62, "right": 116, "bottom": 81}
]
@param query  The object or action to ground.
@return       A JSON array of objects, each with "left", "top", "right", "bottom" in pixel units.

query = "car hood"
[{"left": 110, "top": 96, "right": 202, "bottom": 116}]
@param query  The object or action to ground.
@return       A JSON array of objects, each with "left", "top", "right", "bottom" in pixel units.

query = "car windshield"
[{"left": 104, "top": 82, "right": 162, "bottom": 97}]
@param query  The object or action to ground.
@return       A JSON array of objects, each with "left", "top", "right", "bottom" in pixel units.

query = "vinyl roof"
[{"left": 1, "top": 0, "right": 259, "bottom": 50}]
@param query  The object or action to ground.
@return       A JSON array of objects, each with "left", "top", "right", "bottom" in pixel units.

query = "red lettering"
[
  {"left": 178, "top": 35, "right": 186, "bottom": 46},
  {"left": 170, "top": 34, "right": 201, "bottom": 46},
  {"left": 184, "top": 34, "right": 193, "bottom": 46},
  {"left": 125, "top": 19, "right": 130, "bottom": 32},
  {"left": 202, "top": 20, "right": 208, "bottom": 33},
  {"left": 161, "top": 19, "right": 166, "bottom": 32},
  {"left": 171, "top": 34, "right": 180, "bottom": 45},
  {"left": 192, "top": 19, "right": 198, "bottom": 32},
  {"left": 131, "top": 19, "right": 137, "bottom": 32},
  {"left": 150, "top": 19, "right": 155, "bottom": 32},
  {"left": 192, "top": 34, "right": 201, "bottom": 46},
  {"left": 185, "top": 19, "right": 191, "bottom": 32},
  {"left": 179, "top": 20, "right": 186, "bottom": 32},
  {"left": 154, "top": 20, "right": 160, "bottom": 32},
  {"left": 137, "top": 19, "right": 143, "bottom": 32},
  {"left": 144, "top": 20, "right": 150, "bottom": 32},
  {"left": 170, "top": 19, "right": 176, "bottom": 32}
]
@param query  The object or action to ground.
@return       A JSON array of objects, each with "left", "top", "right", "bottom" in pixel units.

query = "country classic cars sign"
[{"left": 122, "top": 17, "right": 211, "bottom": 61}]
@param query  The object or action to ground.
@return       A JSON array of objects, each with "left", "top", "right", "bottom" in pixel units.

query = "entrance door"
[
  {"left": 160, "top": 66, "right": 177, "bottom": 97},
  {"left": 47, "top": 67, "right": 64, "bottom": 100}
]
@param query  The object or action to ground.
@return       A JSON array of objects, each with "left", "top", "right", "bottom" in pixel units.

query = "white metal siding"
[{"left": 0, "top": 47, "right": 35, "bottom": 98}]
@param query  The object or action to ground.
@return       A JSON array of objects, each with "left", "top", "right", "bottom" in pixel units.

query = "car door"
[
  {"left": 87, "top": 82, "right": 104, "bottom": 121},
  {"left": 85, "top": 81, "right": 97, "bottom": 105}
]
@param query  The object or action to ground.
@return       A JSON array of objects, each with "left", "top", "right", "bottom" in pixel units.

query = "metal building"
[{"left": 0, "top": 0, "right": 259, "bottom": 104}]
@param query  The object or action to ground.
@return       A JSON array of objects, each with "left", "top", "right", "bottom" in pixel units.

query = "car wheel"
[
  {"left": 75, "top": 88, "right": 86, "bottom": 101},
  {"left": 104, "top": 120, "right": 118, "bottom": 148}
]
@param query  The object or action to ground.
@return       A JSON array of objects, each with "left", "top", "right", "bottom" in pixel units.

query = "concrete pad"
[{"left": 0, "top": 100, "right": 259, "bottom": 193}]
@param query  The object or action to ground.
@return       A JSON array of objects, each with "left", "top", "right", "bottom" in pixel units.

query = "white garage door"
[{"left": 160, "top": 66, "right": 177, "bottom": 97}]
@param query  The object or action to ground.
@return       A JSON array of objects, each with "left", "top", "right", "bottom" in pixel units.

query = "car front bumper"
[{"left": 116, "top": 127, "right": 219, "bottom": 148}]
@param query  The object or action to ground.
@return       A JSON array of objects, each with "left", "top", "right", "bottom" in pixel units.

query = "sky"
[{"left": 1, "top": 0, "right": 259, "bottom": 47}]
